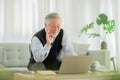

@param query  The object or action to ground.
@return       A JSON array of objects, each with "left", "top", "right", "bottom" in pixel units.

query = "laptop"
[
  {"left": 72, "top": 43, "right": 90, "bottom": 55},
  {"left": 58, "top": 56, "right": 93, "bottom": 74}
]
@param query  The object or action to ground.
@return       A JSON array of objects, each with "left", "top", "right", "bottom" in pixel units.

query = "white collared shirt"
[{"left": 31, "top": 31, "right": 77, "bottom": 62}]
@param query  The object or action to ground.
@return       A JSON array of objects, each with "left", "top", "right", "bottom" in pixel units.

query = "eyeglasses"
[{"left": 48, "top": 24, "right": 61, "bottom": 28}]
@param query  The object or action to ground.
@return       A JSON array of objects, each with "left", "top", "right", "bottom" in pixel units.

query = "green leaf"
[
  {"left": 104, "top": 20, "right": 115, "bottom": 34},
  {"left": 81, "top": 22, "right": 94, "bottom": 33},
  {"left": 80, "top": 13, "right": 116, "bottom": 41},
  {"left": 96, "top": 13, "right": 108, "bottom": 25},
  {"left": 87, "top": 33, "right": 100, "bottom": 38}
]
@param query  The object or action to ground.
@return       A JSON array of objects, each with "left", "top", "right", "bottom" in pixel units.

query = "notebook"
[{"left": 58, "top": 56, "right": 93, "bottom": 74}]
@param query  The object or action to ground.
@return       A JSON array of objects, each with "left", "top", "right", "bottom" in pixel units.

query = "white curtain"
[
  {"left": 115, "top": 0, "right": 120, "bottom": 71},
  {"left": 0, "top": 0, "right": 4, "bottom": 42},
  {"left": 0, "top": 0, "right": 120, "bottom": 70}
]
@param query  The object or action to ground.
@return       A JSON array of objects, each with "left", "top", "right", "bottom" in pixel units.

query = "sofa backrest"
[{"left": 0, "top": 43, "right": 30, "bottom": 67}]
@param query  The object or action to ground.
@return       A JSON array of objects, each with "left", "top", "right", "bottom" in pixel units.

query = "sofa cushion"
[
  {"left": 4, "top": 67, "right": 28, "bottom": 72},
  {"left": 3, "top": 49, "right": 19, "bottom": 67},
  {"left": 0, "top": 43, "right": 30, "bottom": 67},
  {"left": 19, "top": 50, "right": 30, "bottom": 66}
]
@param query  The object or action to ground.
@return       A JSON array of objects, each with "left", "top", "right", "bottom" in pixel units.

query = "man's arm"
[
  {"left": 62, "top": 31, "right": 77, "bottom": 56},
  {"left": 31, "top": 37, "right": 52, "bottom": 62}
]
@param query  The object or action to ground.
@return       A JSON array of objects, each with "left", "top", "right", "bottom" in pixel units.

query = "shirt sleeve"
[
  {"left": 31, "top": 37, "right": 52, "bottom": 62},
  {"left": 62, "top": 31, "right": 77, "bottom": 56}
]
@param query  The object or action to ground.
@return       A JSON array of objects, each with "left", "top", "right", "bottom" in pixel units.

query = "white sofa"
[{"left": 0, "top": 42, "right": 110, "bottom": 72}]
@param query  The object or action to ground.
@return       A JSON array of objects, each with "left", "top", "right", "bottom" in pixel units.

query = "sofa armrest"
[{"left": 88, "top": 50, "right": 110, "bottom": 69}]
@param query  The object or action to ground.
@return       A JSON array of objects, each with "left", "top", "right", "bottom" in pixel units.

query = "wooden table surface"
[{"left": 14, "top": 71, "right": 119, "bottom": 80}]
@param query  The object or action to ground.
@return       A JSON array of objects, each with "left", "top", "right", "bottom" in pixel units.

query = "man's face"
[{"left": 45, "top": 18, "right": 61, "bottom": 37}]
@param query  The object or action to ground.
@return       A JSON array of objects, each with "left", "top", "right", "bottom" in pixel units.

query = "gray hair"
[{"left": 45, "top": 13, "right": 61, "bottom": 24}]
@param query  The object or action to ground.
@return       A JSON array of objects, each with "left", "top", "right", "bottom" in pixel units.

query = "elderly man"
[{"left": 27, "top": 13, "right": 76, "bottom": 71}]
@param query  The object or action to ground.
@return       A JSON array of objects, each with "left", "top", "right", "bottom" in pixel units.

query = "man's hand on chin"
[{"left": 46, "top": 32, "right": 55, "bottom": 46}]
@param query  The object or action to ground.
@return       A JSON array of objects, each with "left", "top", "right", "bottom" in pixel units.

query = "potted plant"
[{"left": 80, "top": 13, "right": 115, "bottom": 49}]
